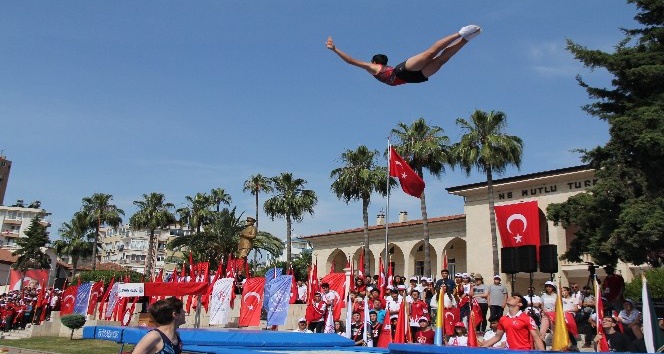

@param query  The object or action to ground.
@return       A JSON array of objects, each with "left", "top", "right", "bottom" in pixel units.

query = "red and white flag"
[
  {"left": 307, "top": 261, "right": 319, "bottom": 306},
  {"left": 87, "top": 281, "right": 104, "bottom": 315},
  {"left": 288, "top": 264, "right": 297, "bottom": 304},
  {"left": 389, "top": 147, "right": 425, "bottom": 198},
  {"left": 321, "top": 273, "right": 345, "bottom": 321},
  {"left": 494, "top": 201, "right": 540, "bottom": 249},
  {"left": 358, "top": 249, "right": 365, "bottom": 279},
  {"left": 239, "top": 277, "right": 265, "bottom": 327},
  {"left": 60, "top": 286, "right": 78, "bottom": 315}
]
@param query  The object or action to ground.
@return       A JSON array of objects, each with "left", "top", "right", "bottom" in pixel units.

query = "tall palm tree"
[
  {"left": 130, "top": 193, "right": 176, "bottom": 278},
  {"left": 176, "top": 193, "right": 213, "bottom": 235},
  {"left": 264, "top": 173, "right": 318, "bottom": 262},
  {"left": 331, "top": 145, "right": 391, "bottom": 273},
  {"left": 452, "top": 109, "right": 523, "bottom": 275},
  {"left": 209, "top": 188, "right": 232, "bottom": 213},
  {"left": 243, "top": 174, "right": 273, "bottom": 231},
  {"left": 243, "top": 174, "right": 274, "bottom": 268},
  {"left": 81, "top": 193, "right": 124, "bottom": 270},
  {"left": 391, "top": 118, "right": 451, "bottom": 276},
  {"left": 54, "top": 211, "right": 94, "bottom": 277}
]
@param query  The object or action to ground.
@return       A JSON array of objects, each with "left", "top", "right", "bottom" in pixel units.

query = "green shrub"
[
  {"left": 60, "top": 314, "right": 86, "bottom": 340},
  {"left": 623, "top": 267, "right": 664, "bottom": 301},
  {"left": 76, "top": 270, "right": 143, "bottom": 285}
]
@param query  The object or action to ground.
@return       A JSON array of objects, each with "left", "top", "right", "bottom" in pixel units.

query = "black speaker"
[
  {"left": 517, "top": 245, "right": 537, "bottom": 273},
  {"left": 501, "top": 247, "right": 518, "bottom": 274},
  {"left": 540, "top": 244, "right": 558, "bottom": 273}
]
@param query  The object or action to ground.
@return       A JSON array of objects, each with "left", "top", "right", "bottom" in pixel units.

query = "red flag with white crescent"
[
  {"left": 87, "top": 281, "right": 104, "bottom": 315},
  {"left": 389, "top": 147, "right": 425, "bottom": 198},
  {"left": 321, "top": 273, "right": 346, "bottom": 321},
  {"left": 494, "top": 201, "right": 540, "bottom": 250},
  {"left": 60, "top": 286, "right": 79, "bottom": 315},
  {"left": 443, "top": 250, "right": 448, "bottom": 271},
  {"left": 239, "top": 277, "right": 265, "bottom": 327},
  {"left": 307, "top": 261, "right": 319, "bottom": 306}
]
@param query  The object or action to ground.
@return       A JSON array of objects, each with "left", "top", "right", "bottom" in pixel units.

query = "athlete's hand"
[{"left": 326, "top": 36, "right": 335, "bottom": 50}]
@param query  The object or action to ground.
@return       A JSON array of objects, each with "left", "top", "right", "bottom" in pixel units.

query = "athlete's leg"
[
  {"left": 420, "top": 38, "right": 467, "bottom": 78},
  {"left": 403, "top": 33, "right": 462, "bottom": 72},
  {"left": 404, "top": 25, "right": 481, "bottom": 72}
]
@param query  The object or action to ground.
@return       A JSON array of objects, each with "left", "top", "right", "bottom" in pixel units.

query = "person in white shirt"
[
  {"left": 561, "top": 286, "right": 580, "bottom": 313},
  {"left": 482, "top": 318, "right": 507, "bottom": 348},
  {"left": 448, "top": 321, "right": 469, "bottom": 346},
  {"left": 296, "top": 280, "right": 307, "bottom": 304},
  {"left": 293, "top": 318, "right": 313, "bottom": 333},
  {"left": 385, "top": 289, "right": 403, "bottom": 316}
]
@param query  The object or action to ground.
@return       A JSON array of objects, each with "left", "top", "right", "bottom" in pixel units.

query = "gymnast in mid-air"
[{"left": 326, "top": 25, "right": 481, "bottom": 86}]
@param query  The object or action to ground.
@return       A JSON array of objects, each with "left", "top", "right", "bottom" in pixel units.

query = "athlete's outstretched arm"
[{"left": 326, "top": 36, "right": 380, "bottom": 75}]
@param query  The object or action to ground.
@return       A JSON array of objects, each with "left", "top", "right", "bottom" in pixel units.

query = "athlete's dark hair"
[
  {"left": 149, "top": 297, "right": 183, "bottom": 325},
  {"left": 371, "top": 54, "right": 388, "bottom": 65}
]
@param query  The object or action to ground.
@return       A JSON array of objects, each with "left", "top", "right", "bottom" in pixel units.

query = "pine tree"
[
  {"left": 12, "top": 215, "right": 51, "bottom": 273},
  {"left": 547, "top": 0, "right": 664, "bottom": 266}
]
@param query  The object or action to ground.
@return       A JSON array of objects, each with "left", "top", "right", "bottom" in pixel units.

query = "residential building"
[
  {"left": 99, "top": 224, "right": 189, "bottom": 275},
  {"left": 0, "top": 205, "right": 51, "bottom": 248},
  {"left": 276, "top": 237, "right": 313, "bottom": 263}
]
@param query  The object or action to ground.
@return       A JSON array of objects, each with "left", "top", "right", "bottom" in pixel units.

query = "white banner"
[
  {"left": 104, "top": 283, "right": 120, "bottom": 319},
  {"left": 209, "top": 278, "right": 234, "bottom": 326},
  {"left": 117, "top": 283, "right": 145, "bottom": 297}
]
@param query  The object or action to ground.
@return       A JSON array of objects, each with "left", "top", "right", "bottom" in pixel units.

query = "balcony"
[
  {"left": 1, "top": 230, "right": 20, "bottom": 238},
  {"left": 3, "top": 218, "right": 22, "bottom": 225}
]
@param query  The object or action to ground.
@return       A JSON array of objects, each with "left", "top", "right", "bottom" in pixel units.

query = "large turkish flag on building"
[
  {"left": 239, "top": 277, "right": 265, "bottom": 327},
  {"left": 494, "top": 201, "right": 540, "bottom": 249}
]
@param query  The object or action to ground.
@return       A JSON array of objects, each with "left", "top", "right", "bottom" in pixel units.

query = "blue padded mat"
[{"left": 84, "top": 325, "right": 356, "bottom": 348}]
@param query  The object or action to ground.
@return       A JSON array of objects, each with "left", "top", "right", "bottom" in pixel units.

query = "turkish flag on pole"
[
  {"left": 389, "top": 147, "right": 425, "bottom": 198},
  {"left": 442, "top": 250, "right": 448, "bottom": 272},
  {"left": 239, "top": 277, "right": 266, "bottom": 327},
  {"left": 494, "top": 201, "right": 540, "bottom": 248}
]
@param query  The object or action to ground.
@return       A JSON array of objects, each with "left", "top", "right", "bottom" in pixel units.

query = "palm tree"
[
  {"left": 209, "top": 188, "right": 232, "bottom": 213},
  {"left": 243, "top": 174, "right": 273, "bottom": 231},
  {"left": 168, "top": 207, "right": 250, "bottom": 269},
  {"left": 391, "top": 118, "right": 452, "bottom": 276},
  {"left": 176, "top": 193, "right": 213, "bottom": 235},
  {"left": 54, "top": 211, "right": 94, "bottom": 277},
  {"left": 452, "top": 109, "right": 523, "bottom": 275},
  {"left": 129, "top": 193, "right": 176, "bottom": 278},
  {"left": 264, "top": 173, "right": 318, "bottom": 262},
  {"left": 81, "top": 193, "right": 124, "bottom": 271},
  {"left": 331, "top": 145, "right": 391, "bottom": 273}
]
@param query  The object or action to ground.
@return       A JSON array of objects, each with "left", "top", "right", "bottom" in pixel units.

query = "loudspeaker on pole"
[{"left": 539, "top": 244, "right": 558, "bottom": 273}]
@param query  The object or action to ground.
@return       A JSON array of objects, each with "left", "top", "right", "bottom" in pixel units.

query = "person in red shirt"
[
  {"left": 326, "top": 25, "right": 482, "bottom": 87},
  {"left": 416, "top": 317, "right": 435, "bottom": 344},
  {"left": 306, "top": 292, "right": 327, "bottom": 333},
  {"left": 601, "top": 265, "right": 625, "bottom": 311},
  {"left": 481, "top": 293, "right": 545, "bottom": 350},
  {"left": 408, "top": 289, "right": 429, "bottom": 341}
]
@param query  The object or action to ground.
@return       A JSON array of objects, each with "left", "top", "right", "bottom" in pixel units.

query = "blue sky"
[{"left": 1, "top": 1, "right": 637, "bottom": 242}]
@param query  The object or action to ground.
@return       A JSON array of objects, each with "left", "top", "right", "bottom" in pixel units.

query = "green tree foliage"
[
  {"left": 54, "top": 211, "right": 94, "bottom": 278},
  {"left": 12, "top": 215, "right": 51, "bottom": 273},
  {"left": 391, "top": 118, "right": 451, "bottom": 276},
  {"left": 60, "top": 314, "right": 86, "bottom": 340},
  {"left": 81, "top": 193, "right": 124, "bottom": 271},
  {"left": 331, "top": 145, "right": 392, "bottom": 272},
  {"left": 547, "top": 0, "right": 664, "bottom": 266},
  {"left": 264, "top": 173, "right": 318, "bottom": 263},
  {"left": 77, "top": 269, "right": 143, "bottom": 284},
  {"left": 452, "top": 110, "right": 524, "bottom": 275},
  {"left": 130, "top": 193, "right": 176, "bottom": 279},
  {"left": 624, "top": 268, "right": 664, "bottom": 300}
]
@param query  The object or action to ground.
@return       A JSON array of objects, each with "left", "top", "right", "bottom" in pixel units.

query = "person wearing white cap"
[
  {"left": 539, "top": 281, "right": 557, "bottom": 340},
  {"left": 488, "top": 275, "right": 507, "bottom": 322},
  {"left": 292, "top": 318, "right": 313, "bottom": 333}
]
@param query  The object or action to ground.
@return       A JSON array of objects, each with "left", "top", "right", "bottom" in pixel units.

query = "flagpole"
[{"left": 384, "top": 138, "right": 391, "bottom": 277}]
